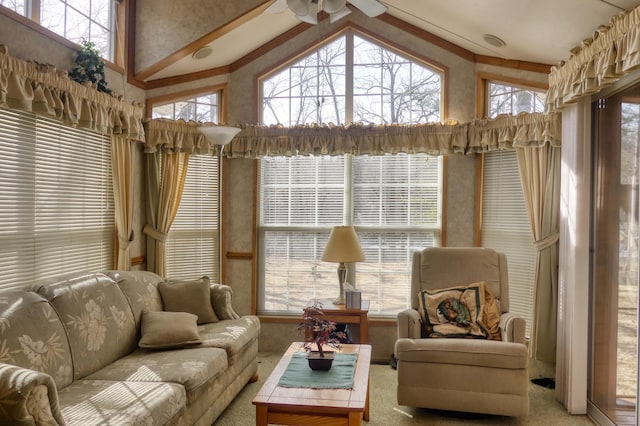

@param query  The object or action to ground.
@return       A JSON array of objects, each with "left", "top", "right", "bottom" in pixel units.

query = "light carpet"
[{"left": 214, "top": 352, "right": 594, "bottom": 425}]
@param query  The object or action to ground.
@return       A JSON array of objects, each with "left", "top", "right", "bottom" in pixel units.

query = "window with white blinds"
[
  {"left": 259, "top": 153, "right": 442, "bottom": 316},
  {"left": 0, "top": 107, "right": 114, "bottom": 291},
  {"left": 481, "top": 81, "right": 544, "bottom": 337},
  {"left": 165, "top": 155, "right": 220, "bottom": 280},
  {"left": 151, "top": 93, "right": 221, "bottom": 282},
  {"left": 481, "top": 149, "right": 536, "bottom": 336}
]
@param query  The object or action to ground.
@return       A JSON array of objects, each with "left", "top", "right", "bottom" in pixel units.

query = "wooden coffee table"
[{"left": 252, "top": 342, "right": 371, "bottom": 425}]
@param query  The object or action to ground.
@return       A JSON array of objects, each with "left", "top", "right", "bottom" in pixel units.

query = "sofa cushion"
[
  {"left": 85, "top": 347, "right": 228, "bottom": 400},
  {"left": 34, "top": 272, "right": 138, "bottom": 380},
  {"left": 0, "top": 290, "right": 74, "bottom": 390},
  {"left": 159, "top": 277, "right": 219, "bottom": 324},
  {"left": 197, "top": 316, "right": 261, "bottom": 361},
  {"left": 58, "top": 379, "right": 185, "bottom": 426},
  {"left": 395, "top": 338, "right": 528, "bottom": 369},
  {"left": 139, "top": 311, "right": 202, "bottom": 349},
  {"left": 107, "top": 270, "right": 164, "bottom": 330}
]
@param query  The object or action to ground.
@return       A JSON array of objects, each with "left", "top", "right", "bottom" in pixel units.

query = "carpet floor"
[{"left": 214, "top": 352, "right": 594, "bottom": 425}]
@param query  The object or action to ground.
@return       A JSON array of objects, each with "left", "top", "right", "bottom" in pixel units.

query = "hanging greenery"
[{"left": 68, "top": 40, "right": 112, "bottom": 95}]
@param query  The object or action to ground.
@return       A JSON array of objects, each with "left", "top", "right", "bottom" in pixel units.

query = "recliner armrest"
[
  {"left": 499, "top": 312, "right": 526, "bottom": 344},
  {"left": 397, "top": 308, "right": 422, "bottom": 339}
]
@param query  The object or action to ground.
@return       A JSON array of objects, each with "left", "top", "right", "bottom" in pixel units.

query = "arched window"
[{"left": 258, "top": 30, "right": 444, "bottom": 316}]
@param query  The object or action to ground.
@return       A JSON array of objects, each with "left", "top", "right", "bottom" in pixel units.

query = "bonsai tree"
[
  {"left": 298, "top": 300, "right": 346, "bottom": 357},
  {"left": 68, "top": 40, "right": 112, "bottom": 94}
]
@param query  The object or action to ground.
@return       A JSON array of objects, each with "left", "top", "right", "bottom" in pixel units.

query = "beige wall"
[{"left": 1, "top": 6, "right": 549, "bottom": 361}]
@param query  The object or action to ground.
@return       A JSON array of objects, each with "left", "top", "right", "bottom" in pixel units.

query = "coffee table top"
[{"left": 252, "top": 342, "right": 372, "bottom": 413}]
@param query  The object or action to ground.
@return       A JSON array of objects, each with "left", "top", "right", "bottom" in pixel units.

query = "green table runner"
[{"left": 278, "top": 352, "right": 358, "bottom": 389}]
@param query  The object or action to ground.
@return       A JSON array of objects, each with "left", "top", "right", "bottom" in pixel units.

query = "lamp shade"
[
  {"left": 198, "top": 125, "right": 241, "bottom": 145},
  {"left": 321, "top": 226, "right": 365, "bottom": 263}
]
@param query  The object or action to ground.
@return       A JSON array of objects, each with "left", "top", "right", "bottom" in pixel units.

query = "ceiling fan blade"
[
  {"left": 297, "top": 10, "right": 318, "bottom": 24},
  {"left": 330, "top": 7, "right": 352, "bottom": 23},
  {"left": 264, "top": 0, "right": 288, "bottom": 14},
  {"left": 348, "top": 0, "right": 387, "bottom": 17}
]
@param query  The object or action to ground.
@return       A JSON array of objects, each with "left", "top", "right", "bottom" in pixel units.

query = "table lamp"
[{"left": 321, "top": 225, "right": 365, "bottom": 305}]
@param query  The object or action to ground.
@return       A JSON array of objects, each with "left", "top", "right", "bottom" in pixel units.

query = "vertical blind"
[
  {"left": 481, "top": 150, "right": 535, "bottom": 336},
  {"left": 0, "top": 107, "right": 114, "bottom": 291},
  {"left": 259, "top": 153, "right": 442, "bottom": 316},
  {"left": 165, "top": 155, "right": 220, "bottom": 281}
]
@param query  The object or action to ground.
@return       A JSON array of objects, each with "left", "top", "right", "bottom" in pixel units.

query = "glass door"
[{"left": 591, "top": 84, "right": 640, "bottom": 425}]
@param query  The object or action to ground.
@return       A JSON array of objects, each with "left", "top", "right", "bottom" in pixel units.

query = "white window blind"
[
  {"left": 259, "top": 153, "right": 442, "bottom": 316},
  {"left": 0, "top": 107, "right": 114, "bottom": 291},
  {"left": 481, "top": 150, "right": 535, "bottom": 336},
  {"left": 165, "top": 155, "right": 220, "bottom": 281}
]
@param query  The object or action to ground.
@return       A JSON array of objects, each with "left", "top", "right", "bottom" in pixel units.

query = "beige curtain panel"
[
  {"left": 144, "top": 118, "right": 223, "bottom": 155},
  {"left": 112, "top": 136, "right": 134, "bottom": 271},
  {"left": 517, "top": 145, "right": 561, "bottom": 363},
  {"left": 143, "top": 151, "right": 190, "bottom": 277},
  {"left": 0, "top": 45, "right": 144, "bottom": 140},
  {"left": 547, "top": 4, "right": 640, "bottom": 111}
]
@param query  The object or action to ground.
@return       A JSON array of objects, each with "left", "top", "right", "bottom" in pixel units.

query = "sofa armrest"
[
  {"left": 0, "top": 363, "right": 65, "bottom": 425},
  {"left": 397, "top": 308, "right": 422, "bottom": 339},
  {"left": 210, "top": 284, "right": 241, "bottom": 320},
  {"left": 499, "top": 312, "right": 526, "bottom": 344}
]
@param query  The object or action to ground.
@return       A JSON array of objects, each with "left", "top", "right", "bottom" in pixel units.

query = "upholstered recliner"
[{"left": 395, "top": 247, "right": 529, "bottom": 417}]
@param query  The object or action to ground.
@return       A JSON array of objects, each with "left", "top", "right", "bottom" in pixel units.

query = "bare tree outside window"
[
  {"left": 1, "top": 0, "right": 115, "bottom": 60},
  {"left": 0, "top": 0, "right": 26, "bottom": 15},
  {"left": 488, "top": 82, "right": 546, "bottom": 117},
  {"left": 152, "top": 93, "right": 219, "bottom": 123},
  {"left": 262, "top": 33, "right": 441, "bottom": 127}
]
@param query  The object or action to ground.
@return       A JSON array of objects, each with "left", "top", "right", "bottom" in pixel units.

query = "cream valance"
[
  {"left": 224, "top": 121, "right": 470, "bottom": 158},
  {"left": 219, "top": 113, "right": 559, "bottom": 158},
  {"left": 547, "top": 5, "right": 640, "bottom": 111},
  {"left": 467, "top": 112, "right": 562, "bottom": 154},
  {"left": 0, "top": 45, "right": 144, "bottom": 140},
  {"left": 144, "top": 118, "right": 222, "bottom": 155}
]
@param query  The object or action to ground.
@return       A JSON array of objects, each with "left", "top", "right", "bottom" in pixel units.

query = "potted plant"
[{"left": 299, "top": 300, "right": 346, "bottom": 370}]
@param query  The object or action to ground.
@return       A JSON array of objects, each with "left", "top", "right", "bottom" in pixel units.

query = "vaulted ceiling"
[{"left": 133, "top": 0, "right": 640, "bottom": 86}]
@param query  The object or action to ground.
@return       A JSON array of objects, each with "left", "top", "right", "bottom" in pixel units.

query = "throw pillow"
[
  {"left": 138, "top": 311, "right": 202, "bottom": 349},
  {"left": 417, "top": 282, "right": 489, "bottom": 338},
  {"left": 158, "top": 276, "right": 219, "bottom": 324},
  {"left": 479, "top": 282, "right": 502, "bottom": 340}
]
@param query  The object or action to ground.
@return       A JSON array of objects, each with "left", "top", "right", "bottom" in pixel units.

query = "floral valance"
[
  {"left": 143, "top": 118, "right": 222, "bottom": 155},
  {"left": 547, "top": 5, "right": 640, "bottom": 111},
  {"left": 224, "top": 121, "right": 468, "bottom": 158},
  {"left": 467, "top": 112, "right": 562, "bottom": 154},
  {"left": 220, "top": 113, "right": 560, "bottom": 158},
  {"left": 0, "top": 45, "right": 144, "bottom": 141}
]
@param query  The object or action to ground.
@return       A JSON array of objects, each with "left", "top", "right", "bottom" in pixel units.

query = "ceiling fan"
[{"left": 264, "top": 0, "right": 387, "bottom": 25}]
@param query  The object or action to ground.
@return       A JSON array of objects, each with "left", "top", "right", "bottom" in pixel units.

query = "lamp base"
[{"left": 333, "top": 295, "right": 345, "bottom": 305}]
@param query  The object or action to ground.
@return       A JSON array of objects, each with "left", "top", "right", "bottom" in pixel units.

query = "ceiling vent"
[
  {"left": 483, "top": 34, "right": 506, "bottom": 48},
  {"left": 192, "top": 46, "right": 213, "bottom": 60}
]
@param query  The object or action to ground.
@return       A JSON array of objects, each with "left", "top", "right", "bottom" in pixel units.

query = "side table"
[{"left": 306, "top": 298, "right": 370, "bottom": 344}]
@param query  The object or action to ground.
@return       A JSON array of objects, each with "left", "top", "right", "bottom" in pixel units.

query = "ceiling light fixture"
[
  {"left": 483, "top": 34, "right": 506, "bottom": 48},
  {"left": 265, "top": 0, "right": 386, "bottom": 24},
  {"left": 192, "top": 46, "right": 213, "bottom": 60}
]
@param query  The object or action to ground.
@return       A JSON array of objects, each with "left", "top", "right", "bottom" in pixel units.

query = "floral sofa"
[{"left": 0, "top": 270, "right": 260, "bottom": 425}]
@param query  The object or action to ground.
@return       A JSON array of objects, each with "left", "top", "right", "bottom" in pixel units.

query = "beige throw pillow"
[
  {"left": 139, "top": 311, "right": 202, "bottom": 349},
  {"left": 158, "top": 276, "right": 219, "bottom": 324}
]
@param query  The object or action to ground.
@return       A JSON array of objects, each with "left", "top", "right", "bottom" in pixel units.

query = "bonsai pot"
[{"left": 307, "top": 351, "right": 335, "bottom": 371}]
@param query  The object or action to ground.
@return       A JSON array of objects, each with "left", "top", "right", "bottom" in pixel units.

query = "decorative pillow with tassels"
[{"left": 418, "top": 281, "right": 500, "bottom": 339}]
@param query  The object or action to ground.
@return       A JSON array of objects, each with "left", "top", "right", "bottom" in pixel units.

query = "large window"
[
  {"left": 259, "top": 31, "right": 444, "bottom": 316},
  {"left": 0, "top": 0, "right": 118, "bottom": 61},
  {"left": 0, "top": 107, "right": 114, "bottom": 291},
  {"left": 481, "top": 80, "right": 546, "bottom": 336},
  {"left": 151, "top": 92, "right": 221, "bottom": 281}
]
